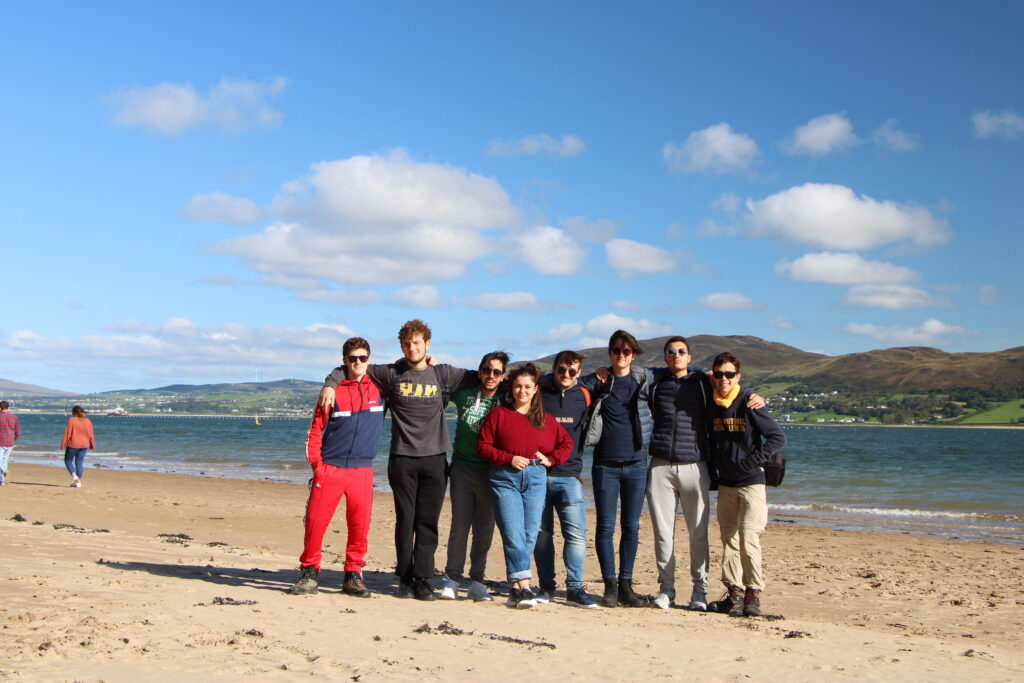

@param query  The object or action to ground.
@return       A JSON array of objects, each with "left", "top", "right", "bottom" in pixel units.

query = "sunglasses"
[
  {"left": 480, "top": 368, "right": 504, "bottom": 377},
  {"left": 665, "top": 348, "right": 689, "bottom": 356},
  {"left": 346, "top": 354, "right": 369, "bottom": 363},
  {"left": 712, "top": 370, "right": 739, "bottom": 379},
  {"left": 611, "top": 347, "right": 634, "bottom": 356},
  {"left": 556, "top": 365, "right": 579, "bottom": 377}
]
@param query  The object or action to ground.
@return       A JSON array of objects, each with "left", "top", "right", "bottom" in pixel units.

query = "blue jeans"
[
  {"left": 64, "top": 447, "right": 88, "bottom": 478},
  {"left": 490, "top": 463, "right": 547, "bottom": 581},
  {"left": 534, "top": 475, "right": 587, "bottom": 590},
  {"left": 0, "top": 446, "right": 11, "bottom": 481},
  {"left": 592, "top": 459, "right": 648, "bottom": 580}
]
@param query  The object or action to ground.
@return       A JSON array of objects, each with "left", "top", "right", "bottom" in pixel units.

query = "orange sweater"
[{"left": 61, "top": 417, "right": 95, "bottom": 449}]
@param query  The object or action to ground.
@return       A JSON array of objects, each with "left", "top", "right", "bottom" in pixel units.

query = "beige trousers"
[{"left": 717, "top": 484, "right": 767, "bottom": 591}]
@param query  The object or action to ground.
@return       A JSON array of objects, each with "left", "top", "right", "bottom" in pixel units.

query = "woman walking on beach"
[
  {"left": 61, "top": 406, "right": 95, "bottom": 488},
  {"left": 477, "top": 363, "right": 572, "bottom": 609}
]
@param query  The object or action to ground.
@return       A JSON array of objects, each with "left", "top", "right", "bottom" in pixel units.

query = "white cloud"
[
  {"left": 700, "top": 292, "right": 758, "bottom": 311},
  {"left": 776, "top": 252, "right": 919, "bottom": 285},
  {"left": 972, "top": 110, "right": 1024, "bottom": 140},
  {"left": 201, "top": 274, "right": 254, "bottom": 288},
  {"left": 977, "top": 285, "right": 999, "bottom": 304},
  {"left": 108, "top": 77, "right": 288, "bottom": 137},
  {"left": 452, "top": 292, "right": 543, "bottom": 311},
  {"left": 745, "top": 183, "right": 951, "bottom": 250},
  {"left": 612, "top": 300, "right": 643, "bottom": 312},
  {"left": 838, "top": 284, "right": 951, "bottom": 310},
  {"left": 872, "top": 119, "right": 920, "bottom": 152},
  {"left": 393, "top": 284, "right": 443, "bottom": 308},
  {"left": 769, "top": 317, "right": 797, "bottom": 329},
  {"left": 662, "top": 123, "right": 758, "bottom": 174},
  {"left": 783, "top": 112, "right": 860, "bottom": 155},
  {"left": 529, "top": 322, "right": 583, "bottom": 344},
  {"left": 294, "top": 288, "right": 383, "bottom": 305},
  {"left": 585, "top": 313, "right": 671, "bottom": 339},
  {"left": 181, "top": 192, "right": 262, "bottom": 225},
  {"left": 843, "top": 318, "right": 974, "bottom": 346},
  {"left": 486, "top": 133, "right": 586, "bottom": 157},
  {"left": 4, "top": 318, "right": 359, "bottom": 381},
  {"left": 605, "top": 238, "right": 675, "bottom": 278},
  {"left": 212, "top": 151, "right": 519, "bottom": 286},
  {"left": 710, "top": 192, "right": 741, "bottom": 213},
  {"left": 515, "top": 226, "right": 586, "bottom": 275},
  {"left": 562, "top": 216, "right": 622, "bottom": 243},
  {"left": 697, "top": 219, "right": 736, "bottom": 237}
]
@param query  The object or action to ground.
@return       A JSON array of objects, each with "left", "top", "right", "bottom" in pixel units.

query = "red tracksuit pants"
[{"left": 300, "top": 464, "right": 373, "bottom": 572}]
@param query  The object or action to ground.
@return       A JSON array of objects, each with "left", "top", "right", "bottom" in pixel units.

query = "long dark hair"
[
  {"left": 507, "top": 363, "right": 545, "bottom": 430},
  {"left": 71, "top": 405, "right": 87, "bottom": 418}
]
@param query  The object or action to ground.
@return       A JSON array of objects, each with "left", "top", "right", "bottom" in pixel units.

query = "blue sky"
[{"left": 2, "top": 1, "right": 1022, "bottom": 393}]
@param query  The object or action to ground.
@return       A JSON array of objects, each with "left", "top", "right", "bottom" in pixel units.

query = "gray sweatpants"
[{"left": 646, "top": 458, "right": 710, "bottom": 599}]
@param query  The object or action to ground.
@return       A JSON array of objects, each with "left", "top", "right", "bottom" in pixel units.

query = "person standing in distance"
[
  {"left": 318, "top": 320, "right": 474, "bottom": 601},
  {"left": 61, "top": 406, "right": 94, "bottom": 488},
  {"left": 0, "top": 400, "right": 21, "bottom": 486},
  {"left": 290, "top": 337, "right": 384, "bottom": 599}
]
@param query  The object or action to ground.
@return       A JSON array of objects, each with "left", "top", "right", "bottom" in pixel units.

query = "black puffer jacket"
[{"left": 647, "top": 368, "right": 712, "bottom": 464}]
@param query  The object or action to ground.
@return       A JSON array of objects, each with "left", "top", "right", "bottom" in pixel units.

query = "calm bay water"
[{"left": 9, "top": 414, "right": 1024, "bottom": 544}]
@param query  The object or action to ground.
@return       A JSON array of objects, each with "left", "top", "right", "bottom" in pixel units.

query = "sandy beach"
[{"left": 1, "top": 463, "right": 1022, "bottom": 682}]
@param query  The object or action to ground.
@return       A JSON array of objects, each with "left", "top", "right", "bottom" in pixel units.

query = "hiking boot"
[
  {"left": 727, "top": 585, "right": 745, "bottom": 617},
  {"left": 412, "top": 577, "right": 437, "bottom": 601},
  {"left": 617, "top": 578, "right": 644, "bottom": 607},
  {"left": 742, "top": 587, "right": 761, "bottom": 617},
  {"left": 689, "top": 586, "right": 708, "bottom": 612},
  {"left": 653, "top": 592, "right": 672, "bottom": 610},
  {"left": 289, "top": 565, "right": 319, "bottom": 595},
  {"left": 534, "top": 586, "right": 554, "bottom": 604},
  {"left": 566, "top": 586, "right": 598, "bottom": 609},
  {"left": 600, "top": 578, "right": 618, "bottom": 608},
  {"left": 508, "top": 587, "right": 537, "bottom": 609},
  {"left": 439, "top": 574, "right": 459, "bottom": 600},
  {"left": 468, "top": 580, "right": 492, "bottom": 602},
  {"left": 342, "top": 571, "right": 371, "bottom": 598}
]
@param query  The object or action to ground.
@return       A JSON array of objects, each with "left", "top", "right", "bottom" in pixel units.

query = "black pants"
[{"left": 388, "top": 453, "right": 448, "bottom": 582}]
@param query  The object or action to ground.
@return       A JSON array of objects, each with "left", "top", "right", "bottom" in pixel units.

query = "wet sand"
[{"left": 1, "top": 464, "right": 1022, "bottom": 681}]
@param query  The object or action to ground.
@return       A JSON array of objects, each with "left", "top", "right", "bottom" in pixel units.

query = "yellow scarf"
[{"left": 713, "top": 383, "right": 741, "bottom": 408}]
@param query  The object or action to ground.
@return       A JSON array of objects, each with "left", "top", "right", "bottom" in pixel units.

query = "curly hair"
[{"left": 398, "top": 319, "right": 431, "bottom": 343}]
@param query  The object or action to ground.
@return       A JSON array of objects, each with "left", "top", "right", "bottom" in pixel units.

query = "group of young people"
[{"left": 290, "top": 319, "right": 786, "bottom": 617}]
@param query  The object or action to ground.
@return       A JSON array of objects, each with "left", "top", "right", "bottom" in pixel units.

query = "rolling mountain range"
[{"left": 4, "top": 337, "right": 1023, "bottom": 399}]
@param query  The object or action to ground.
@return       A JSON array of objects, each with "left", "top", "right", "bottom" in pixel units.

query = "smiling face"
[
  {"left": 608, "top": 345, "right": 634, "bottom": 374},
  {"left": 478, "top": 358, "right": 505, "bottom": 395},
  {"left": 554, "top": 360, "right": 581, "bottom": 390},
  {"left": 344, "top": 347, "right": 370, "bottom": 381},
  {"left": 400, "top": 333, "right": 430, "bottom": 366},
  {"left": 712, "top": 361, "right": 741, "bottom": 398},
  {"left": 664, "top": 341, "right": 689, "bottom": 376},
  {"left": 511, "top": 374, "right": 538, "bottom": 410}
]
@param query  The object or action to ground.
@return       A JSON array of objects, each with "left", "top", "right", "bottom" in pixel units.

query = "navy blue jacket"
[
  {"left": 541, "top": 383, "right": 590, "bottom": 477},
  {"left": 306, "top": 375, "right": 385, "bottom": 469},
  {"left": 647, "top": 367, "right": 713, "bottom": 464},
  {"left": 708, "top": 387, "right": 787, "bottom": 487}
]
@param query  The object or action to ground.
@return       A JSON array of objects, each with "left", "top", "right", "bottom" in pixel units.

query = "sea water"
[{"left": 8, "top": 414, "right": 1024, "bottom": 544}]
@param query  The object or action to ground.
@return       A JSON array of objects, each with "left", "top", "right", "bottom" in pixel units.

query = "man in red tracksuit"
[{"left": 290, "top": 337, "right": 385, "bottom": 598}]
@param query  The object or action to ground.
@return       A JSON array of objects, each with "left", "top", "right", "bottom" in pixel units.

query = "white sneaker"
[
  {"left": 439, "top": 574, "right": 459, "bottom": 600},
  {"left": 653, "top": 592, "right": 672, "bottom": 610},
  {"left": 70, "top": 476, "right": 81, "bottom": 488},
  {"left": 468, "top": 580, "right": 492, "bottom": 602},
  {"left": 689, "top": 587, "right": 708, "bottom": 611}
]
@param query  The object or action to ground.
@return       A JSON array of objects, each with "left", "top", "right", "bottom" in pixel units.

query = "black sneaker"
[
  {"left": 342, "top": 571, "right": 372, "bottom": 598},
  {"left": 566, "top": 587, "right": 598, "bottom": 609},
  {"left": 412, "top": 577, "right": 437, "bottom": 601},
  {"left": 507, "top": 587, "right": 537, "bottom": 609},
  {"left": 288, "top": 565, "right": 319, "bottom": 595},
  {"left": 742, "top": 587, "right": 761, "bottom": 617}
]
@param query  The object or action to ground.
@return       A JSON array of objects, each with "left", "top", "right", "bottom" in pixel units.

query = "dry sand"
[{"left": 1, "top": 463, "right": 1022, "bottom": 682}]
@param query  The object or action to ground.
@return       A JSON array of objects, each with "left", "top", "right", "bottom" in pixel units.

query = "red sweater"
[
  {"left": 477, "top": 405, "right": 572, "bottom": 468},
  {"left": 61, "top": 417, "right": 95, "bottom": 449}
]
